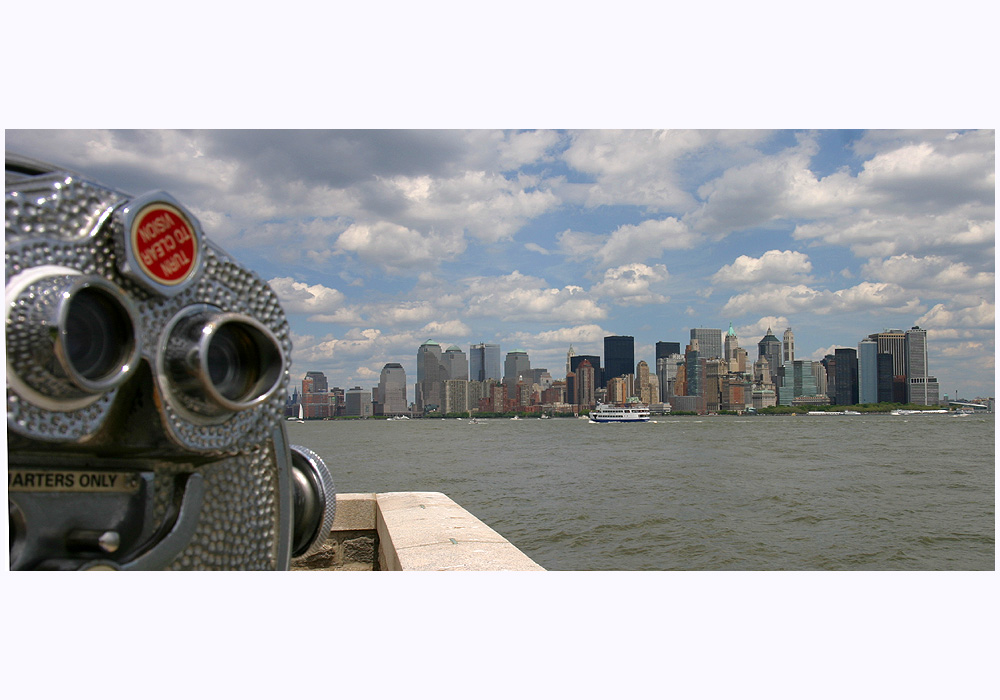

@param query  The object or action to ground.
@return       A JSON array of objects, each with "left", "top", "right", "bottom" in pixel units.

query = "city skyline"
[{"left": 5, "top": 129, "right": 993, "bottom": 398}]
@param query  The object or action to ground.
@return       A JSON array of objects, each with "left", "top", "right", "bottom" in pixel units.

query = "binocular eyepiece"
[{"left": 6, "top": 153, "right": 335, "bottom": 570}]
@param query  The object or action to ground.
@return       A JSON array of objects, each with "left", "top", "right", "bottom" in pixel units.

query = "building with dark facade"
[
  {"left": 757, "top": 328, "right": 782, "bottom": 388},
  {"left": 604, "top": 335, "right": 634, "bottom": 384},
  {"left": 834, "top": 348, "right": 859, "bottom": 405},
  {"left": 570, "top": 354, "right": 603, "bottom": 389},
  {"left": 691, "top": 328, "right": 723, "bottom": 361},
  {"left": 656, "top": 341, "right": 681, "bottom": 359}
]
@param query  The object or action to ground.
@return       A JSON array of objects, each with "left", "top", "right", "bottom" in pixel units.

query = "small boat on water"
[
  {"left": 589, "top": 402, "right": 651, "bottom": 423},
  {"left": 891, "top": 409, "right": 948, "bottom": 415}
]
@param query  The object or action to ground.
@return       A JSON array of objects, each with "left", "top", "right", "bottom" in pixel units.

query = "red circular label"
[{"left": 131, "top": 203, "right": 198, "bottom": 285}]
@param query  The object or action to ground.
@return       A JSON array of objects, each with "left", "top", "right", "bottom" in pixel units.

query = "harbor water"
[{"left": 286, "top": 413, "right": 995, "bottom": 570}]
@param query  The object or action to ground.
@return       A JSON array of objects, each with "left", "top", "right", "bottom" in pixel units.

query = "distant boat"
[
  {"left": 589, "top": 403, "right": 651, "bottom": 423},
  {"left": 288, "top": 404, "right": 304, "bottom": 423},
  {"left": 891, "top": 409, "right": 948, "bottom": 415}
]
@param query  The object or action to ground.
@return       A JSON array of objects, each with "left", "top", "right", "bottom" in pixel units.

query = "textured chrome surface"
[{"left": 6, "top": 154, "right": 297, "bottom": 570}]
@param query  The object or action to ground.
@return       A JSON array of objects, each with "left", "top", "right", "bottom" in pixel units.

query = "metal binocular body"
[{"left": 6, "top": 153, "right": 335, "bottom": 570}]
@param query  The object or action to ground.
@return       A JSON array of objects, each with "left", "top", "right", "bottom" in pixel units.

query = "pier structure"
[{"left": 292, "top": 492, "right": 544, "bottom": 571}]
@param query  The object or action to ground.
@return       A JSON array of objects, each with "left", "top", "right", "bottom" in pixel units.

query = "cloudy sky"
[{"left": 7, "top": 129, "right": 993, "bottom": 399}]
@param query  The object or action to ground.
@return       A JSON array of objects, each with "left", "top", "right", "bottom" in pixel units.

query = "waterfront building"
[
  {"left": 753, "top": 356, "right": 773, "bottom": 389},
  {"left": 757, "top": 328, "right": 782, "bottom": 388},
  {"left": 575, "top": 359, "right": 596, "bottom": 408},
  {"left": 444, "top": 379, "right": 469, "bottom": 414},
  {"left": 378, "top": 363, "right": 408, "bottom": 416},
  {"left": 604, "top": 335, "right": 635, "bottom": 384},
  {"left": 821, "top": 354, "right": 837, "bottom": 404},
  {"left": 834, "top": 348, "right": 859, "bottom": 405},
  {"left": 691, "top": 328, "right": 723, "bottom": 361},
  {"left": 783, "top": 328, "right": 795, "bottom": 365},
  {"left": 302, "top": 371, "right": 332, "bottom": 419},
  {"left": 867, "top": 330, "right": 908, "bottom": 403},
  {"left": 705, "top": 358, "right": 725, "bottom": 412},
  {"left": 416, "top": 339, "right": 446, "bottom": 412},
  {"left": 751, "top": 387, "right": 778, "bottom": 410},
  {"left": 905, "top": 326, "right": 940, "bottom": 404},
  {"left": 858, "top": 339, "right": 878, "bottom": 404},
  {"left": 876, "top": 353, "right": 894, "bottom": 403},
  {"left": 778, "top": 360, "right": 822, "bottom": 406},
  {"left": 345, "top": 386, "right": 373, "bottom": 417},
  {"left": 812, "top": 361, "right": 828, "bottom": 397},
  {"left": 570, "top": 354, "right": 603, "bottom": 389},
  {"left": 721, "top": 374, "right": 751, "bottom": 412}
]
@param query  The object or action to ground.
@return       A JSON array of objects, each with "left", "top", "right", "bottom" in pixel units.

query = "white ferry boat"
[{"left": 589, "top": 403, "right": 651, "bottom": 423}]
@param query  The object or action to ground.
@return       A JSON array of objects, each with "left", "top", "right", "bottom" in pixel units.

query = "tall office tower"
[
  {"left": 571, "top": 354, "right": 603, "bottom": 389},
  {"left": 565, "top": 371, "right": 576, "bottom": 405},
  {"left": 690, "top": 328, "right": 723, "bottom": 360},
  {"left": 685, "top": 339, "right": 704, "bottom": 397},
  {"left": 876, "top": 353, "right": 894, "bottom": 403},
  {"left": 821, "top": 354, "right": 837, "bottom": 404},
  {"left": 858, "top": 339, "right": 878, "bottom": 404},
  {"left": 868, "top": 330, "right": 908, "bottom": 403},
  {"left": 416, "top": 339, "right": 446, "bottom": 412},
  {"left": 566, "top": 345, "right": 576, "bottom": 378},
  {"left": 782, "top": 328, "right": 795, "bottom": 364},
  {"left": 301, "top": 371, "right": 331, "bottom": 419},
  {"left": 656, "top": 341, "right": 681, "bottom": 359},
  {"left": 753, "top": 356, "right": 772, "bottom": 388},
  {"left": 704, "top": 358, "right": 725, "bottom": 412},
  {"left": 443, "top": 345, "right": 469, "bottom": 380},
  {"left": 724, "top": 323, "right": 748, "bottom": 373},
  {"left": 469, "top": 342, "right": 501, "bottom": 382},
  {"left": 378, "top": 363, "right": 408, "bottom": 415},
  {"left": 812, "top": 361, "right": 828, "bottom": 396},
  {"left": 635, "top": 361, "right": 651, "bottom": 404},
  {"left": 757, "top": 328, "right": 782, "bottom": 387},
  {"left": 834, "top": 348, "right": 859, "bottom": 405},
  {"left": 656, "top": 353, "right": 684, "bottom": 399},
  {"left": 604, "top": 335, "right": 635, "bottom": 383},
  {"left": 575, "top": 359, "right": 596, "bottom": 407},
  {"left": 303, "top": 371, "right": 328, "bottom": 394},
  {"left": 503, "top": 349, "right": 531, "bottom": 387},
  {"left": 778, "top": 360, "right": 821, "bottom": 405},
  {"left": 905, "top": 326, "right": 939, "bottom": 404}
]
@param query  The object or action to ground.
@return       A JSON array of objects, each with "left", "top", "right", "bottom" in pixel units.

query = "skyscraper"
[
  {"left": 566, "top": 345, "right": 576, "bottom": 378},
  {"left": 604, "top": 335, "right": 634, "bottom": 383},
  {"left": 575, "top": 359, "right": 595, "bottom": 408},
  {"left": 858, "top": 338, "right": 878, "bottom": 404},
  {"left": 834, "top": 348, "right": 859, "bottom": 405},
  {"left": 416, "top": 339, "right": 445, "bottom": 412},
  {"left": 690, "top": 328, "right": 723, "bottom": 360},
  {"left": 656, "top": 341, "right": 680, "bottom": 359},
  {"left": 378, "top": 363, "right": 408, "bottom": 415},
  {"left": 635, "top": 360, "right": 651, "bottom": 404},
  {"left": 868, "top": 330, "right": 908, "bottom": 403},
  {"left": 905, "top": 326, "right": 939, "bottom": 404},
  {"left": 758, "top": 328, "right": 782, "bottom": 388},
  {"left": 503, "top": 349, "right": 531, "bottom": 387},
  {"left": 469, "top": 342, "right": 501, "bottom": 382},
  {"left": 443, "top": 345, "right": 469, "bottom": 380},
  {"left": 571, "top": 354, "right": 603, "bottom": 389},
  {"left": 782, "top": 328, "right": 795, "bottom": 364}
]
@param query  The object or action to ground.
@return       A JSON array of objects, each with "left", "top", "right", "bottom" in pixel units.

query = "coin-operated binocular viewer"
[{"left": 6, "top": 153, "right": 335, "bottom": 570}]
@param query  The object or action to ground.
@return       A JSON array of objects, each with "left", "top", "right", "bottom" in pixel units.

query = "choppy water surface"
[{"left": 287, "top": 414, "right": 994, "bottom": 570}]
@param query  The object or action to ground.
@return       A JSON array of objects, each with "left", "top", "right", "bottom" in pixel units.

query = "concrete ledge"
[
  {"left": 293, "top": 491, "right": 544, "bottom": 571},
  {"left": 376, "top": 492, "right": 544, "bottom": 571}
]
